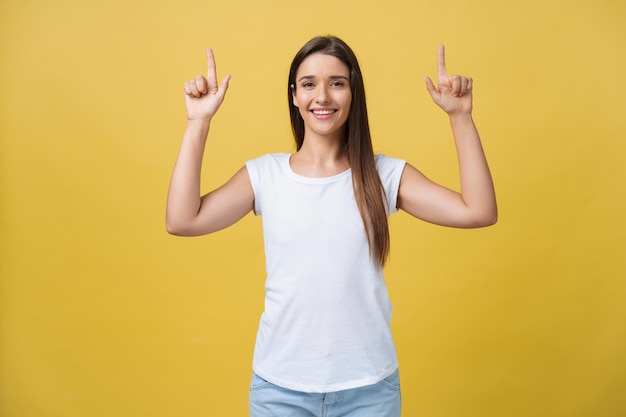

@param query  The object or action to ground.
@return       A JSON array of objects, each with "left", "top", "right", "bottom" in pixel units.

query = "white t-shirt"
[{"left": 245, "top": 153, "right": 406, "bottom": 393}]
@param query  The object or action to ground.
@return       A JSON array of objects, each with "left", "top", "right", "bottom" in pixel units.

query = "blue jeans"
[{"left": 249, "top": 369, "right": 401, "bottom": 417}]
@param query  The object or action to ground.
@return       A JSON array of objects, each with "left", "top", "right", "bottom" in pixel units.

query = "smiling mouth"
[{"left": 311, "top": 109, "right": 337, "bottom": 115}]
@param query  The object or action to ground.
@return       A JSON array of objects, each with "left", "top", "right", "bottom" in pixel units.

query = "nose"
[{"left": 315, "top": 85, "right": 330, "bottom": 104}]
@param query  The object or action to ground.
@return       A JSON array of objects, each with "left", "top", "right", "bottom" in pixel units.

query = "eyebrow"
[{"left": 297, "top": 75, "right": 350, "bottom": 82}]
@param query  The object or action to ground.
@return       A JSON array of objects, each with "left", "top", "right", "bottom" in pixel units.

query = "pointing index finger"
[
  {"left": 206, "top": 47, "right": 217, "bottom": 84},
  {"left": 438, "top": 44, "right": 447, "bottom": 80}
]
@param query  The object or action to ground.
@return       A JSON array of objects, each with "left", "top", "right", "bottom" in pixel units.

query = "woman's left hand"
[{"left": 424, "top": 45, "right": 473, "bottom": 116}]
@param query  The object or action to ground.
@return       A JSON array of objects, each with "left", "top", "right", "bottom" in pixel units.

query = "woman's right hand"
[{"left": 183, "top": 48, "right": 231, "bottom": 121}]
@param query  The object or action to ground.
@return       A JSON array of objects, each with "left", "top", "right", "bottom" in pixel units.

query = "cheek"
[
  {"left": 293, "top": 91, "right": 311, "bottom": 109},
  {"left": 338, "top": 91, "right": 352, "bottom": 109},
  {"left": 342, "top": 95, "right": 352, "bottom": 115}
]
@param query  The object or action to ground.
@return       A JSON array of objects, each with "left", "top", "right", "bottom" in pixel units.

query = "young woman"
[{"left": 167, "top": 36, "right": 496, "bottom": 417}]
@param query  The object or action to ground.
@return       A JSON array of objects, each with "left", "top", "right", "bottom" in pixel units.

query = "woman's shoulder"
[
  {"left": 374, "top": 154, "right": 406, "bottom": 173},
  {"left": 245, "top": 153, "right": 291, "bottom": 178},
  {"left": 247, "top": 152, "right": 290, "bottom": 164}
]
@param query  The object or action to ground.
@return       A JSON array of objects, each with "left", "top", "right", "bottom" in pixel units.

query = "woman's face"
[{"left": 292, "top": 53, "right": 352, "bottom": 140}]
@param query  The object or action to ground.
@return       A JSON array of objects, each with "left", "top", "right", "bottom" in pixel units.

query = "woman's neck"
[{"left": 291, "top": 133, "right": 349, "bottom": 178}]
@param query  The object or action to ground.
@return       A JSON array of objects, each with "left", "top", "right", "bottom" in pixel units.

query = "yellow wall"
[{"left": 1, "top": 0, "right": 625, "bottom": 416}]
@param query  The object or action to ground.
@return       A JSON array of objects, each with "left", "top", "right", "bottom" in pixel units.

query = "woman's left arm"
[{"left": 397, "top": 45, "right": 497, "bottom": 228}]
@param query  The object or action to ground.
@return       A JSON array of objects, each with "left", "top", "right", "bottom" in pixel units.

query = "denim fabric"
[{"left": 249, "top": 369, "right": 401, "bottom": 417}]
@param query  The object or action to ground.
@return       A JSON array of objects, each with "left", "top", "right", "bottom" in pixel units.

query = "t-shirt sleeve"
[
  {"left": 245, "top": 155, "right": 266, "bottom": 216},
  {"left": 375, "top": 154, "right": 407, "bottom": 214}
]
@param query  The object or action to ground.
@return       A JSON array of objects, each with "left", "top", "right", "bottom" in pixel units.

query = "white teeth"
[{"left": 313, "top": 110, "right": 335, "bottom": 115}]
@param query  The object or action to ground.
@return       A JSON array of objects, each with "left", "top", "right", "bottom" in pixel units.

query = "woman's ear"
[{"left": 291, "top": 84, "right": 298, "bottom": 107}]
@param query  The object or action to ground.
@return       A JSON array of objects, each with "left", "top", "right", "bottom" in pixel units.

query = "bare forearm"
[
  {"left": 166, "top": 119, "right": 211, "bottom": 232},
  {"left": 449, "top": 113, "right": 497, "bottom": 225}
]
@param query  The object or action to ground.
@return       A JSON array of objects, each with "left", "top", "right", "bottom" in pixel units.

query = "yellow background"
[{"left": 1, "top": 0, "right": 625, "bottom": 416}]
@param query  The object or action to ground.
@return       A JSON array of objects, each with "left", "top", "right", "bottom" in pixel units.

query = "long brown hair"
[{"left": 288, "top": 36, "right": 390, "bottom": 267}]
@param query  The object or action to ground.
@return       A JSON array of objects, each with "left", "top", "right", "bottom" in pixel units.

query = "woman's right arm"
[{"left": 166, "top": 49, "right": 254, "bottom": 236}]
